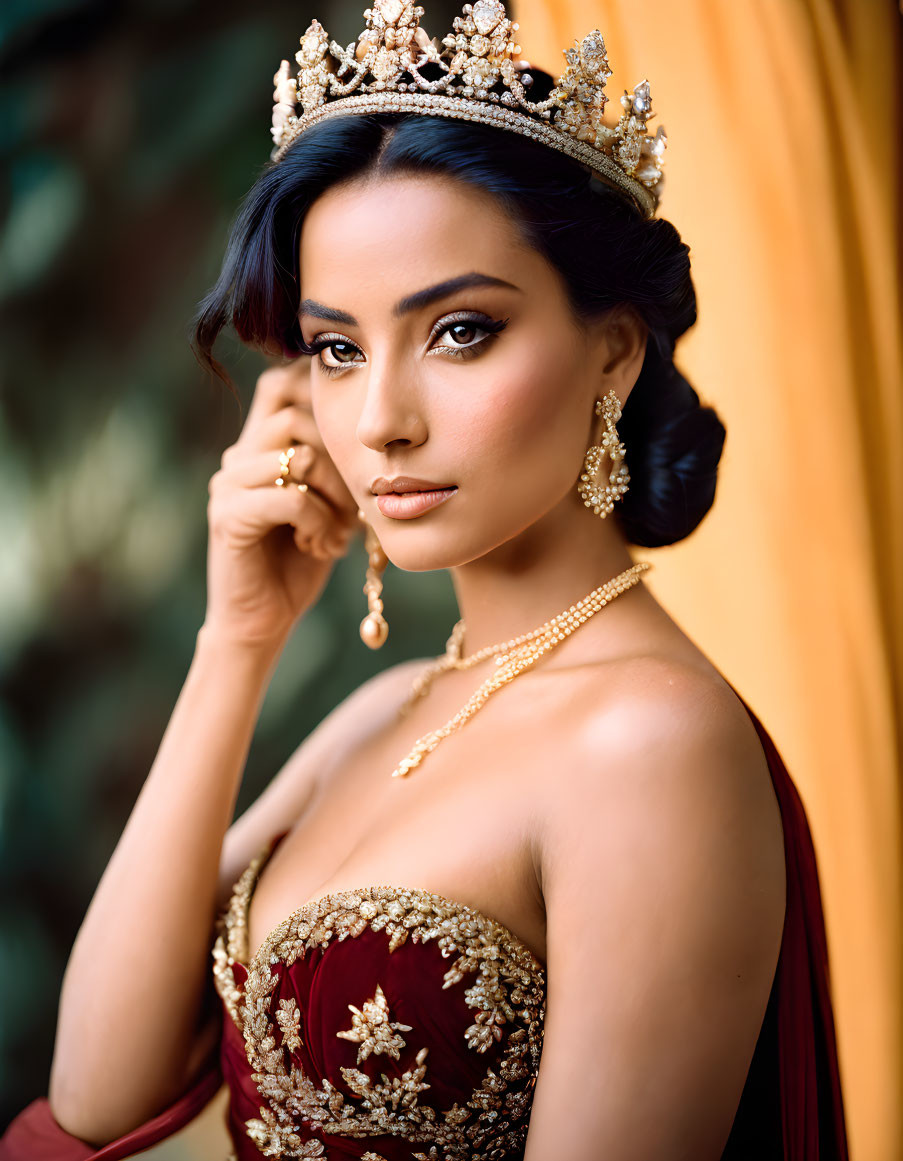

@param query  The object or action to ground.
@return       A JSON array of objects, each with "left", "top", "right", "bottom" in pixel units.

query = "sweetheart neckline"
[
  {"left": 234, "top": 685, "right": 766, "bottom": 979},
  {"left": 238, "top": 835, "right": 547, "bottom": 975}
]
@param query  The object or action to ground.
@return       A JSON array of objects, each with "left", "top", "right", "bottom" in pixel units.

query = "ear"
[{"left": 592, "top": 306, "right": 648, "bottom": 411}]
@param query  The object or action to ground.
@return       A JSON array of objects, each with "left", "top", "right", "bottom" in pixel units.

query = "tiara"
[{"left": 269, "top": 0, "right": 667, "bottom": 217}]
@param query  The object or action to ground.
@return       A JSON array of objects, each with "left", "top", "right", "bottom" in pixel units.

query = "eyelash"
[{"left": 298, "top": 311, "right": 510, "bottom": 378}]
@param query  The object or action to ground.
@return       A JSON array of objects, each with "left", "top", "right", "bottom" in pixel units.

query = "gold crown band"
[
  {"left": 268, "top": 0, "right": 667, "bottom": 219},
  {"left": 273, "top": 89, "right": 656, "bottom": 217}
]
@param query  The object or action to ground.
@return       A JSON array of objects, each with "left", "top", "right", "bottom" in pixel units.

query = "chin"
[
  {"left": 378, "top": 545, "right": 476, "bottom": 573},
  {"left": 373, "top": 524, "right": 498, "bottom": 572}
]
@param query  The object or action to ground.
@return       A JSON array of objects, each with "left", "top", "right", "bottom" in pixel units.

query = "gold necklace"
[{"left": 391, "top": 560, "right": 652, "bottom": 778}]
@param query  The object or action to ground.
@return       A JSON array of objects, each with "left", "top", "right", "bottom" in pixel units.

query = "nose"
[{"left": 355, "top": 357, "right": 428, "bottom": 452}]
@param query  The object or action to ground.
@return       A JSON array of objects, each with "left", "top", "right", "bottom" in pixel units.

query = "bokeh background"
[
  {"left": 0, "top": 0, "right": 466, "bottom": 1137},
  {"left": 1, "top": 1, "right": 900, "bottom": 1158}
]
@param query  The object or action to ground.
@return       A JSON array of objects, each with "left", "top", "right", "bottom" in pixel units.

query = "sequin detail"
[
  {"left": 212, "top": 842, "right": 275, "bottom": 1027},
  {"left": 337, "top": 983, "right": 413, "bottom": 1063},
  {"left": 212, "top": 837, "right": 546, "bottom": 1159}
]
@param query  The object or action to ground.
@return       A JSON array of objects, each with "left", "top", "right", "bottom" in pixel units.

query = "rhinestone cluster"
[
  {"left": 269, "top": 0, "right": 666, "bottom": 217},
  {"left": 577, "top": 389, "right": 631, "bottom": 518},
  {"left": 211, "top": 848, "right": 546, "bottom": 1160}
]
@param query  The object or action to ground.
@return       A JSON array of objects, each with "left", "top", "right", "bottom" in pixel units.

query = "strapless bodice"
[
  {"left": 211, "top": 831, "right": 546, "bottom": 1160},
  {"left": 0, "top": 689, "right": 848, "bottom": 1161}
]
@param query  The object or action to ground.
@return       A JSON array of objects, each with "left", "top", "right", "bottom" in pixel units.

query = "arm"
[
  {"left": 47, "top": 641, "right": 428, "bottom": 1145},
  {"left": 47, "top": 628, "right": 279, "bottom": 1143},
  {"left": 523, "top": 672, "right": 787, "bottom": 1161}
]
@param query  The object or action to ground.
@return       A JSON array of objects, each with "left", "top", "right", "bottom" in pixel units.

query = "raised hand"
[{"left": 203, "top": 360, "right": 359, "bottom": 648}]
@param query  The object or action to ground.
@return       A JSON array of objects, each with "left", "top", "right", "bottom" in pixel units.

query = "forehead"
[{"left": 298, "top": 173, "right": 537, "bottom": 301}]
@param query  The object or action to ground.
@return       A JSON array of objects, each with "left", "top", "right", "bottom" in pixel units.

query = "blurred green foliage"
[{"left": 0, "top": 0, "right": 463, "bottom": 1125}]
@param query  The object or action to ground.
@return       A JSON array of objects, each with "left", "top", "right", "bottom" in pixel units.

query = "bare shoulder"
[
  {"left": 551, "top": 653, "right": 778, "bottom": 812},
  {"left": 524, "top": 657, "right": 788, "bottom": 1156},
  {"left": 539, "top": 651, "right": 787, "bottom": 970},
  {"left": 270, "top": 652, "right": 431, "bottom": 775},
  {"left": 281, "top": 653, "right": 430, "bottom": 792},
  {"left": 325, "top": 654, "right": 430, "bottom": 719},
  {"left": 217, "top": 656, "right": 429, "bottom": 902},
  {"left": 315, "top": 655, "right": 431, "bottom": 761}
]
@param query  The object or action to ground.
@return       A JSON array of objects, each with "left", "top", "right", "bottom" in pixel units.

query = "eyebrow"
[{"left": 298, "top": 272, "right": 521, "bottom": 326}]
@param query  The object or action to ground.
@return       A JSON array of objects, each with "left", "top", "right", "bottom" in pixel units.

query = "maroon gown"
[{"left": 0, "top": 684, "right": 850, "bottom": 1160}]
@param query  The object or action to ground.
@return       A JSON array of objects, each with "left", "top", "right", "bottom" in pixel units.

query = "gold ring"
[
  {"left": 275, "top": 445, "right": 313, "bottom": 494},
  {"left": 274, "top": 445, "right": 295, "bottom": 487}
]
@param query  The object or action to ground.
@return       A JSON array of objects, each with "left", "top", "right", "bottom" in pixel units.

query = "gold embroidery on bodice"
[
  {"left": 337, "top": 983, "right": 413, "bottom": 1063},
  {"left": 211, "top": 835, "right": 546, "bottom": 1159}
]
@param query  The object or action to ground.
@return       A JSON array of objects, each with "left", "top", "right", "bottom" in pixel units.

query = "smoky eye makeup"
[{"left": 298, "top": 310, "right": 510, "bottom": 377}]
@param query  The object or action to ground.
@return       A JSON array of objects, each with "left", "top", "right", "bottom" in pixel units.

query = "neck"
[{"left": 448, "top": 493, "right": 644, "bottom": 658}]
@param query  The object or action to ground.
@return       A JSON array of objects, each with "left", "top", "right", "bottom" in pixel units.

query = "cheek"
[{"left": 454, "top": 344, "right": 587, "bottom": 481}]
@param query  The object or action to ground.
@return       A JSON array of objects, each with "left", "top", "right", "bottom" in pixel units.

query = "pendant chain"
[{"left": 391, "top": 560, "right": 652, "bottom": 778}]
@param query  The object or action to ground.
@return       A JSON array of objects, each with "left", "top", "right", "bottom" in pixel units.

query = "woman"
[{"left": 1, "top": 4, "right": 848, "bottom": 1159}]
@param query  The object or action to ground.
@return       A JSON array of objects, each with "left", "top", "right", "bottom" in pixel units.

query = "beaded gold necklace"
[{"left": 390, "top": 560, "right": 652, "bottom": 778}]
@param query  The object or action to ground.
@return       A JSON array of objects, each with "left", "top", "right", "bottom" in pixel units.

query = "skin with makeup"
[{"left": 47, "top": 172, "right": 786, "bottom": 1157}]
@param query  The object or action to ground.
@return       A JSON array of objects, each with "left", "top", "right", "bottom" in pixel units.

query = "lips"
[
  {"left": 374, "top": 486, "right": 458, "bottom": 520},
  {"left": 371, "top": 476, "right": 452, "bottom": 495}
]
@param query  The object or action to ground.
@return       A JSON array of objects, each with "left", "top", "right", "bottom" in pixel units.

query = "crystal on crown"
[{"left": 269, "top": 0, "right": 666, "bottom": 216}]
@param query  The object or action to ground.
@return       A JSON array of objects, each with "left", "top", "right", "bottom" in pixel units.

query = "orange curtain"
[{"left": 512, "top": 0, "right": 902, "bottom": 1156}]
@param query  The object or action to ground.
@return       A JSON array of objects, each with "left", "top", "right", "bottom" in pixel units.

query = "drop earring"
[
  {"left": 358, "top": 509, "right": 389, "bottom": 649},
  {"left": 577, "top": 387, "right": 630, "bottom": 519}
]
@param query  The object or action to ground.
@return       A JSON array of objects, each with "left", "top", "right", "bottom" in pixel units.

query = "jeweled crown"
[{"left": 269, "top": 0, "right": 667, "bottom": 217}]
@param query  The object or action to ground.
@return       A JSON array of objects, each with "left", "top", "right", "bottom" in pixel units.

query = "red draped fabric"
[
  {"left": 720, "top": 684, "right": 849, "bottom": 1161},
  {"left": 0, "top": 1064, "right": 221, "bottom": 1160},
  {"left": 0, "top": 686, "right": 848, "bottom": 1160}
]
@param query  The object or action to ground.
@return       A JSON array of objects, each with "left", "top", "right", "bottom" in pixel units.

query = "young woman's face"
[{"left": 298, "top": 171, "right": 634, "bottom": 570}]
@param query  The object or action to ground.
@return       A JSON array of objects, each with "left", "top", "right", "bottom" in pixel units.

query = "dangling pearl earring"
[
  {"left": 577, "top": 388, "right": 630, "bottom": 519},
  {"left": 358, "top": 509, "right": 389, "bottom": 649}
]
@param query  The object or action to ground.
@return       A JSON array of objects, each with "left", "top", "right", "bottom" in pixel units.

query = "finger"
[
  {"left": 275, "top": 358, "right": 312, "bottom": 406},
  {"left": 210, "top": 453, "right": 357, "bottom": 555},
  {"left": 232, "top": 404, "right": 359, "bottom": 519},
  {"left": 212, "top": 474, "right": 340, "bottom": 555},
  {"left": 240, "top": 360, "right": 312, "bottom": 440},
  {"left": 235, "top": 403, "right": 323, "bottom": 455},
  {"left": 217, "top": 445, "right": 358, "bottom": 533}
]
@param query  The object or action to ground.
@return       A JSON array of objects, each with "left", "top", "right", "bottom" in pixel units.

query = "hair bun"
[{"left": 615, "top": 344, "right": 727, "bottom": 548}]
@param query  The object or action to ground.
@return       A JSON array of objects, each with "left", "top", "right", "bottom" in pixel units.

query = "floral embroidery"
[
  {"left": 211, "top": 836, "right": 545, "bottom": 1160},
  {"left": 276, "top": 996, "right": 303, "bottom": 1051},
  {"left": 343, "top": 1043, "right": 432, "bottom": 1111},
  {"left": 336, "top": 982, "right": 412, "bottom": 1063},
  {"left": 211, "top": 842, "right": 273, "bottom": 1028},
  {"left": 244, "top": 1106, "right": 325, "bottom": 1157}
]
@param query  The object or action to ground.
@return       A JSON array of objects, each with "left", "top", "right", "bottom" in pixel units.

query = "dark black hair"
[{"left": 192, "top": 79, "right": 726, "bottom": 548}]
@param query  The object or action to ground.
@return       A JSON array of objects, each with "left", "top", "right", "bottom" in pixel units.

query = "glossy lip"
[
  {"left": 375, "top": 487, "right": 458, "bottom": 520},
  {"left": 371, "top": 475, "right": 452, "bottom": 495}
]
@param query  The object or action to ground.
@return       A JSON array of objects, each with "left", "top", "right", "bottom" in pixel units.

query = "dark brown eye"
[
  {"left": 328, "top": 341, "right": 358, "bottom": 364},
  {"left": 429, "top": 312, "right": 510, "bottom": 361},
  {"left": 308, "top": 335, "right": 363, "bottom": 369},
  {"left": 447, "top": 323, "right": 480, "bottom": 345}
]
